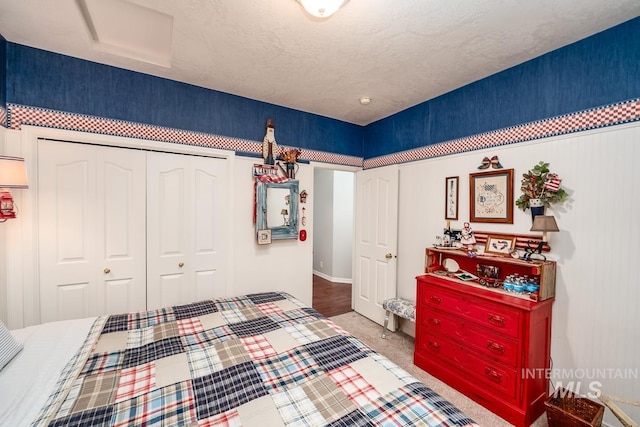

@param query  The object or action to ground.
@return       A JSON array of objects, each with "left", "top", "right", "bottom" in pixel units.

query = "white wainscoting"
[{"left": 397, "top": 121, "right": 640, "bottom": 425}]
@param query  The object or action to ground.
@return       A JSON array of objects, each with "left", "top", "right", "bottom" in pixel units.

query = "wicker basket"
[{"left": 545, "top": 388, "right": 605, "bottom": 427}]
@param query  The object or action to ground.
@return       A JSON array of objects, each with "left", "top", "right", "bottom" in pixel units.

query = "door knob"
[
  {"left": 385, "top": 253, "right": 393, "bottom": 259},
  {"left": 104, "top": 268, "right": 111, "bottom": 274},
  {"left": 178, "top": 262, "right": 184, "bottom": 268}
]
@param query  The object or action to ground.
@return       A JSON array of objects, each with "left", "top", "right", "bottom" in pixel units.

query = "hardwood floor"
[{"left": 312, "top": 274, "right": 353, "bottom": 317}]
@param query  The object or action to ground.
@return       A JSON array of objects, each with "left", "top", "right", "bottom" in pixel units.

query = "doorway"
[{"left": 311, "top": 168, "right": 355, "bottom": 317}]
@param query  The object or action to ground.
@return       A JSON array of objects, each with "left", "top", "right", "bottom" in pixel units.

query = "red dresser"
[{"left": 414, "top": 249, "right": 554, "bottom": 427}]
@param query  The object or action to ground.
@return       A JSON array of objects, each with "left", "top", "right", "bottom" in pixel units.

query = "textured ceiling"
[{"left": 1, "top": 0, "right": 639, "bottom": 125}]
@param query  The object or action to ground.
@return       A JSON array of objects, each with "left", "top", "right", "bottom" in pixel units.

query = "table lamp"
[{"left": 524, "top": 215, "right": 559, "bottom": 261}]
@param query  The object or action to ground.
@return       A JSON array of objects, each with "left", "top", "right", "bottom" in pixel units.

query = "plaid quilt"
[{"left": 32, "top": 292, "right": 478, "bottom": 427}]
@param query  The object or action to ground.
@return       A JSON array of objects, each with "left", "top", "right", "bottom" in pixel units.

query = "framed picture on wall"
[
  {"left": 445, "top": 176, "right": 459, "bottom": 220},
  {"left": 469, "top": 169, "right": 514, "bottom": 223}
]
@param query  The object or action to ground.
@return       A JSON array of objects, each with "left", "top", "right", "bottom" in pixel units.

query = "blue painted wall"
[
  {"left": 6, "top": 43, "right": 364, "bottom": 157},
  {"left": 364, "top": 17, "right": 640, "bottom": 159},
  {"left": 4, "top": 17, "right": 640, "bottom": 159}
]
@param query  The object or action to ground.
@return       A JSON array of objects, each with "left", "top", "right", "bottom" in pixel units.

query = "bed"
[{"left": 1, "top": 292, "right": 479, "bottom": 426}]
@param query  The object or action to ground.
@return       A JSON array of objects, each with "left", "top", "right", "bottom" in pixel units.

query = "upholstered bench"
[{"left": 381, "top": 298, "right": 416, "bottom": 339}]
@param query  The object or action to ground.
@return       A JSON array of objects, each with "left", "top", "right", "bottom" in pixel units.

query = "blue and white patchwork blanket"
[{"left": 33, "top": 292, "right": 478, "bottom": 426}]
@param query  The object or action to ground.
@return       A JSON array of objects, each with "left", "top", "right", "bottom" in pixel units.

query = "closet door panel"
[
  {"left": 39, "top": 140, "right": 146, "bottom": 322},
  {"left": 157, "top": 168, "right": 186, "bottom": 256},
  {"left": 97, "top": 148, "right": 147, "bottom": 314},
  {"left": 56, "top": 161, "right": 91, "bottom": 264},
  {"left": 104, "top": 278, "right": 138, "bottom": 315},
  {"left": 191, "top": 156, "right": 227, "bottom": 300},
  {"left": 39, "top": 141, "right": 97, "bottom": 323},
  {"left": 147, "top": 153, "right": 227, "bottom": 309},
  {"left": 56, "top": 283, "right": 90, "bottom": 321},
  {"left": 147, "top": 152, "right": 190, "bottom": 309},
  {"left": 194, "top": 271, "right": 217, "bottom": 302},
  {"left": 157, "top": 274, "right": 186, "bottom": 308},
  {"left": 38, "top": 140, "right": 228, "bottom": 322}
]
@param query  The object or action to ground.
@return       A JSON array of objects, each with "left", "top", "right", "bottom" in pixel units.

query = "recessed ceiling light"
[{"left": 359, "top": 97, "right": 372, "bottom": 105}]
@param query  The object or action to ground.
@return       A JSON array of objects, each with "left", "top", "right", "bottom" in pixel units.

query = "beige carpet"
[{"left": 329, "top": 311, "right": 548, "bottom": 427}]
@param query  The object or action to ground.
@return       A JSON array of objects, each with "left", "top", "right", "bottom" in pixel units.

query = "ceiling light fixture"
[
  {"left": 296, "top": 0, "right": 350, "bottom": 18},
  {"left": 359, "top": 96, "right": 371, "bottom": 105}
]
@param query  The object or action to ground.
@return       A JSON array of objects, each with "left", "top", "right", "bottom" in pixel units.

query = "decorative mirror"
[{"left": 256, "top": 179, "right": 299, "bottom": 240}]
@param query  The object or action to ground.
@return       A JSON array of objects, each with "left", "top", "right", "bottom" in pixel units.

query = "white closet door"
[
  {"left": 38, "top": 140, "right": 146, "bottom": 322},
  {"left": 97, "top": 147, "right": 147, "bottom": 315},
  {"left": 191, "top": 155, "right": 227, "bottom": 302},
  {"left": 146, "top": 152, "right": 227, "bottom": 309}
]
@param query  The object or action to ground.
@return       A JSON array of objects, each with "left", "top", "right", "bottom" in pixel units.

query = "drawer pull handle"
[
  {"left": 429, "top": 296, "right": 442, "bottom": 304},
  {"left": 488, "top": 314, "right": 506, "bottom": 327},
  {"left": 485, "top": 368, "right": 502, "bottom": 383},
  {"left": 428, "top": 318, "right": 441, "bottom": 326},
  {"left": 428, "top": 341, "right": 440, "bottom": 352},
  {"left": 487, "top": 341, "right": 505, "bottom": 354}
]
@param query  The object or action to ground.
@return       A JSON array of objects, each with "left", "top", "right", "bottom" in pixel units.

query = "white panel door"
[
  {"left": 146, "top": 152, "right": 227, "bottom": 309},
  {"left": 38, "top": 140, "right": 146, "bottom": 322},
  {"left": 353, "top": 165, "right": 399, "bottom": 326},
  {"left": 191, "top": 156, "right": 227, "bottom": 302},
  {"left": 146, "top": 152, "right": 189, "bottom": 309},
  {"left": 97, "top": 148, "right": 147, "bottom": 315}
]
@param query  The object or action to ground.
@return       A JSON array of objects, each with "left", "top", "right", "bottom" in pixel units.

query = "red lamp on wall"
[{"left": 0, "top": 156, "right": 29, "bottom": 222}]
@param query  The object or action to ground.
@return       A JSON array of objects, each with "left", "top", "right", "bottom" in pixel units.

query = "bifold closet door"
[
  {"left": 146, "top": 151, "right": 227, "bottom": 309},
  {"left": 38, "top": 140, "right": 147, "bottom": 322}
]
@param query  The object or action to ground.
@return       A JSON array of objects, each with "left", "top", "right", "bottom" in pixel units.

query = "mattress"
[
  {"left": 17, "top": 292, "right": 479, "bottom": 426},
  {"left": 0, "top": 316, "right": 97, "bottom": 427}
]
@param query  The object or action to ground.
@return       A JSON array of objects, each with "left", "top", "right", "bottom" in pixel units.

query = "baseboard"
[
  {"left": 400, "top": 320, "right": 416, "bottom": 338},
  {"left": 313, "top": 270, "right": 352, "bottom": 284}
]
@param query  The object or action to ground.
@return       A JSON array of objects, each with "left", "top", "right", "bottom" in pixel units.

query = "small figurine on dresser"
[{"left": 460, "top": 222, "right": 477, "bottom": 252}]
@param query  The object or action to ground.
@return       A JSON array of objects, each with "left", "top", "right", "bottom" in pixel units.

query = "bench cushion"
[{"left": 382, "top": 298, "right": 416, "bottom": 322}]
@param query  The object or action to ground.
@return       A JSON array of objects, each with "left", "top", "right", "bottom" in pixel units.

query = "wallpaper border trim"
[
  {"left": 5, "top": 104, "right": 364, "bottom": 167},
  {"left": 6, "top": 99, "right": 640, "bottom": 169},
  {"left": 364, "top": 98, "right": 640, "bottom": 168}
]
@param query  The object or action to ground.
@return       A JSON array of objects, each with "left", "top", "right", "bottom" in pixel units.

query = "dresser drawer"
[
  {"left": 421, "top": 285, "right": 521, "bottom": 339},
  {"left": 465, "top": 352, "right": 518, "bottom": 400},
  {"left": 419, "top": 307, "right": 465, "bottom": 339},
  {"left": 420, "top": 286, "right": 465, "bottom": 313},
  {"left": 418, "top": 331, "right": 517, "bottom": 399},
  {"left": 466, "top": 302, "right": 520, "bottom": 339},
  {"left": 417, "top": 332, "right": 467, "bottom": 367},
  {"left": 465, "top": 323, "right": 519, "bottom": 367},
  {"left": 420, "top": 307, "right": 519, "bottom": 367}
]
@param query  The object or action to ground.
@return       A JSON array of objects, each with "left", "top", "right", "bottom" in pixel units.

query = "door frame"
[
  {"left": 309, "top": 162, "right": 360, "bottom": 308},
  {"left": 5, "top": 125, "right": 235, "bottom": 328}
]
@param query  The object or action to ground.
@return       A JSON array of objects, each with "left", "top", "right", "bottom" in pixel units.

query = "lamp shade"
[
  {"left": 530, "top": 215, "right": 559, "bottom": 233},
  {"left": 0, "top": 156, "right": 29, "bottom": 188},
  {"left": 297, "top": 0, "right": 349, "bottom": 18}
]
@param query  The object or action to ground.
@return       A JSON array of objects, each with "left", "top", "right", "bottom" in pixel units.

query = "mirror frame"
[{"left": 256, "top": 179, "right": 299, "bottom": 240}]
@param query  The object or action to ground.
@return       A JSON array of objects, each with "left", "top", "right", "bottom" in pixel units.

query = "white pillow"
[{"left": 0, "top": 321, "right": 23, "bottom": 370}]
